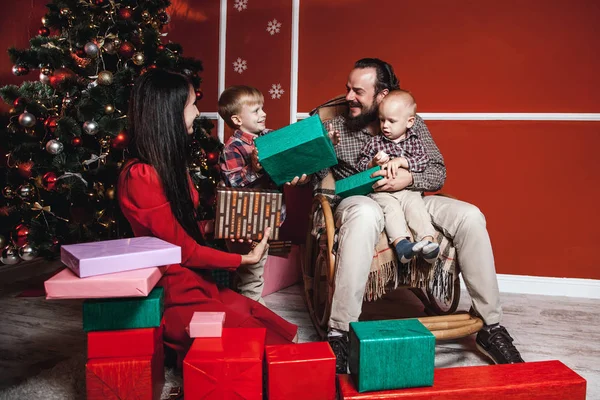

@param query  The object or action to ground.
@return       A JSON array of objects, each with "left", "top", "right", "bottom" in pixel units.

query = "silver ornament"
[
  {"left": 83, "top": 120, "right": 99, "bottom": 135},
  {"left": 40, "top": 72, "right": 51, "bottom": 84},
  {"left": 84, "top": 42, "right": 100, "bottom": 57},
  {"left": 0, "top": 234, "right": 6, "bottom": 249},
  {"left": 104, "top": 42, "right": 116, "bottom": 55},
  {"left": 18, "top": 183, "right": 35, "bottom": 199},
  {"left": 18, "top": 244, "right": 38, "bottom": 261},
  {"left": 18, "top": 112, "right": 36, "bottom": 128},
  {"left": 45, "top": 139, "right": 64, "bottom": 155},
  {"left": 1, "top": 246, "right": 20, "bottom": 265}
]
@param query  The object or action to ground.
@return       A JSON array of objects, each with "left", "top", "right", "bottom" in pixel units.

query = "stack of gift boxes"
[
  {"left": 44, "top": 236, "right": 181, "bottom": 400},
  {"left": 183, "top": 311, "right": 337, "bottom": 399}
]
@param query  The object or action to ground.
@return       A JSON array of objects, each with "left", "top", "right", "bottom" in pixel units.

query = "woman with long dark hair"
[{"left": 118, "top": 69, "right": 297, "bottom": 366}]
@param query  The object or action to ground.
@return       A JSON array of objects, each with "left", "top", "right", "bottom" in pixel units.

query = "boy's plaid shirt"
[
  {"left": 356, "top": 128, "right": 429, "bottom": 173},
  {"left": 220, "top": 129, "right": 272, "bottom": 188},
  {"left": 315, "top": 115, "right": 446, "bottom": 192}
]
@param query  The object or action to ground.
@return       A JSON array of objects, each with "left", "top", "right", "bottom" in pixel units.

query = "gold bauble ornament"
[
  {"left": 105, "top": 185, "right": 116, "bottom": 201},
  {"left": 132, "top": 52, "right": 145, "bottom": 66},
  {"left": 141, "top": 10, "right": 151, "bottom": 20},
  {"left": 97, "top": 70, "right": 113, "bottom": 85},
  {"left": 60, "top": 8, "right": 70, "bottom": 16},
  {"left": 104, "top": 104, "right": 115, "bottom": 114},
  {"left": 41, "top": 16, "right": 49, "bottom": 26}
]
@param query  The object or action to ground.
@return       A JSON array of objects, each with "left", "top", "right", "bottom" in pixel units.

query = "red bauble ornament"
[
  {"left": 17, "top": 161, "right": 34, "bottom": 178},
  {"left": 38, "top": 27, "right": 50, "bottom": 36},
  {"left": 42, "top": 171, "right": 58, "bottom": 190},
  {"left": 50, "top": 237, "right": 60, "bottom": 253},
  {"left": 119, "top": 42, "right": 135, "bottom": 58},
  {"left": 195, "top": 89, "right": 203, "bottom": 101},
  {"left": 44, "top": 116, "right": 58, "bottom": 133},
  {"left": 157, "top": 44, "right": 165, "bottom": 52},
  {"left": 13, "top": 97, "right": 25, "bottom": 108},
  {"left": 95, "top": 0, "right": 107, "bottom": 5},
  {"left": 207, "top": 151, "right": 219, "bottom": 165},
  {"left": 76, "top": 48, "right": 86, "bottom": 57},
  {"left": 118, "top": 7, "right": 132, "bottom": 20},
  {"left": 147, "top": 64, "right": 158, "bottom": 70},
  {"left": 112, "top": 131, "right": 130, "bottom": 149},
  {"left": 13, "top": 223, "right": 30, "bottom": 247},
  {"left": 48, "top": 68, "right": 75, "bottom": 89},
  {"left": 71, "top": 136, "right": 82, "bottom": 147}
]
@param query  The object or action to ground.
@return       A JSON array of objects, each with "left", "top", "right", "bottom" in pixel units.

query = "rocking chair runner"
[{"left": 301, "top": 95, "right": 483, "bottom": 340}]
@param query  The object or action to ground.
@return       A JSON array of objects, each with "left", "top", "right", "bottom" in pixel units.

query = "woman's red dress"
[{"left": 117, "top": 162, "right": 297, "bottom": 365}]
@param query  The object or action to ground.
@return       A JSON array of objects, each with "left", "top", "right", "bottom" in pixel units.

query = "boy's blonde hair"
[
  {"left": 218, "top": 86, "right": 264, "bottom": 129},
  {"left": 382, "top": 89, "right": 417, "bottom": 116}
]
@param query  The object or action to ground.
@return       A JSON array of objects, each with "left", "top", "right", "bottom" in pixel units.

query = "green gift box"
[
  {"left": 335, "top": 167, "right": 382, "bottom": 198},
  {"left": 254, "top": 114, "right": 337, "bottom": 186},
  {"left": 83, "top": 287, "right": 164, "bottom": 332},
  {"left": 349, "top": 319, "right": 435, "bottom": 392}
]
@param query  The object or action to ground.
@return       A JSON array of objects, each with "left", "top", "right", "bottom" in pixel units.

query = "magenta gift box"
[
  {"left": 44, "top": 267, "right": 165, "bottom": 299},
  {"left": 187, "top": 311, "right": 226, "bottom": 338},
  {"left": 60, "top": 237, "right": 181, "bottom": 278},
  {"left": 262, "top": 244, "right": 302, "bottom": 296}
]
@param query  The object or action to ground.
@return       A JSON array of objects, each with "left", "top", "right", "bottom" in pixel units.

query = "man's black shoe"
[
  {"left": 328, "top": 332, "right": 349, "bottom": 374},
  {"left": 476, "top": 325, "right": 524, "bottom": 364}
]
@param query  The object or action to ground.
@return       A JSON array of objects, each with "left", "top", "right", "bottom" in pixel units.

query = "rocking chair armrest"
[{"left": 313, "top": 194, "right": 336, "bottom": 283}]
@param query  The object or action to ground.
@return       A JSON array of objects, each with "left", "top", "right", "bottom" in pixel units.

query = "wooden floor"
[{"left": 0, "top": 261, "right": 599, "bottom": 399}]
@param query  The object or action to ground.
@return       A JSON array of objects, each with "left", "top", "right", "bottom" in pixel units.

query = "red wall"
[{"left": 2, "top": 1, "right": 600, "bottom": 280}]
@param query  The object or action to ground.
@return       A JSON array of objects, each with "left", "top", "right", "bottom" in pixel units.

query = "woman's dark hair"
[
  {"left": 354, "top": 58, "right": 400, "bottom": 93},
  {"left": 127, "top": 69, "right": 204, "bottom": 244}
]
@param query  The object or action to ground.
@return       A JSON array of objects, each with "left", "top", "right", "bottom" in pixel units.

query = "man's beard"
[{"left": 345, "top": 100, "right": 379, "bottom": 132}]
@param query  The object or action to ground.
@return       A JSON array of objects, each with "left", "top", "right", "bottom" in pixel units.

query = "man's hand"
[
  {"left": 285, "top": 174, "right": 310, "bottom": 186},
  {"left": 371, "top": 167, "right": 413, "bottom": 192},
  {"left": 251, "top": 147, "right": 262, "bottom": 172},
  {"left": 326, "top": 122, "right": 341, "bottom": 145},
  {"left": 385, "top": 157, "right": 407, "bottom": 178}
]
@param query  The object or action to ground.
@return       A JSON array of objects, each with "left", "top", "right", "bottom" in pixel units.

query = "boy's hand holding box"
[{"left": 254, "top": 114, "right": 338, "bottom": 186}]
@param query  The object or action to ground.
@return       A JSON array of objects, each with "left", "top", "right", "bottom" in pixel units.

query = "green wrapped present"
[
  {"left": 335, "top": 167, "right": 382, "bottom": 198},
  {"left": 254, "top": 114, "right": 337, "bottom": 186},
  {"left": 83, "top": 287, "right": 164, "bottom": 332},
  {"left": 349, "top": 319, "right": 435, "bottom": 392}
]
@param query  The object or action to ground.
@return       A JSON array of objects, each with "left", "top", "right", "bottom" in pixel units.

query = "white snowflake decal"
[
  {"left": 266, "top": 19, "right": 282, "bottom": 35},
  {"left": 233, "top": 0, "right": 248, "bottom": 12},
  {"left": 269, "top": 83, "right": 285, "bottom": 99},
  {"left": 233, "top": 58, "right": 247, "bottom": 74}
]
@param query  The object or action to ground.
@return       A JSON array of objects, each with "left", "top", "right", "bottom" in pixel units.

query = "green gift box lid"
[
  {"left": 254, "top": 114, "right": 338, "bottom": 186},
  {"left": 83, "top": 287, "right": 164, "bottom": 332},
  {"left": 335, "top": 167, "right": 382, "bottom": 198},
  {"left": 349, "top": 319, "right": 435, "bottom": 392}
]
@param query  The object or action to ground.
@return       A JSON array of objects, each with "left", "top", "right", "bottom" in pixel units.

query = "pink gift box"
[
  {"left": 44, "top": 267, "right": 165, "bottom": 300},
  {"left": 61, "top": 236, "right": 181, "bottom": 278},
  {"left": 187, "top": 312, "right": 226, "bottom": 338},
  {"left": 262, "top": 245, "right": 302, "bottom": 297}
]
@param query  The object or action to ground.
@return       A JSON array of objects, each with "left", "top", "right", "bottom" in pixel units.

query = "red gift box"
[
  {"left": 86, "top": 351, "right": 165, "bottom": 400},
  {"left": 88, "top": 324, "right": 163, "bottom": 359},
  {"left": 338, "top": 360, "right": 586, "bottom": 399},
  {"left": 183, "top": 328, "right": 266, "bottom": 399},
  {"left": 266, "top": 342, "right": 336, "bottom": 400}
]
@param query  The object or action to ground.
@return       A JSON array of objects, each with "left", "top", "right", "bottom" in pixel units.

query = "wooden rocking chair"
[{"left": 301, "top": 95, "right": 483, "bottom": 340}]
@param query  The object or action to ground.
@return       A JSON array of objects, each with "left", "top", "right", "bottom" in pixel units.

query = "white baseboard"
[{"left": 459, "top": 274, "right": 600, "bottom": 299}]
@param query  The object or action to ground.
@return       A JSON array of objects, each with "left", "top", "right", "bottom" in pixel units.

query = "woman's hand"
[{"left": 240, "top": 227, "right": 271, "bottom": 265}]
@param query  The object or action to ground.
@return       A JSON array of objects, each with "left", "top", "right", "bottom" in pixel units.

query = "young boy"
[
  {"left": 218, "top": 85, "right": 274, "bottom": 305},
  {"left": 357, "top": 89, "right": 440, "bottom": 265}
]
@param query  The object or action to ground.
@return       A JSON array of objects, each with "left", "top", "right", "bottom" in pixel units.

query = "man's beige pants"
[
  {"left": 329, "top": 194, "right": 502, "bottom": 332},
  {"left": 227, "top": 242, "right": 268, "bottom": 305}
]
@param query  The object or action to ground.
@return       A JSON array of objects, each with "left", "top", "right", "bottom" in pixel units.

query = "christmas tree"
[{"left": 0, "top": 0, "right": 223, "bottom": 266}]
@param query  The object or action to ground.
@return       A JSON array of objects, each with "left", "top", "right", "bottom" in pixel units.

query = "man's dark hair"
[{"left": 354, "top": 58, "right": 400, "bottom": 93}]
